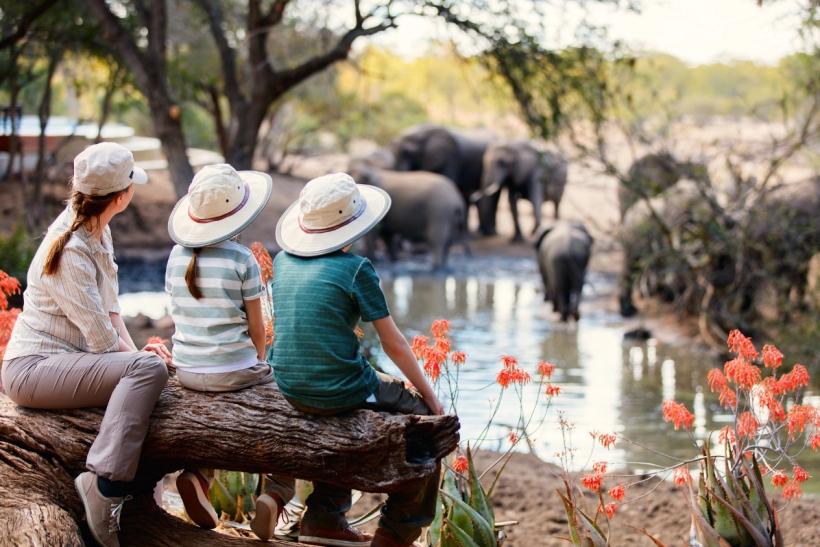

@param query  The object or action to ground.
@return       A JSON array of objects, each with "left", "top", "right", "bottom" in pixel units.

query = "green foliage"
[
  {"left": 208, "top": 471, "right": 258, "bottom": 522},
  {"left": 430, "top": 449, "right": 499, "bottom": 547},
  {"left": 0, "top": 224, "right": 35, "bottom": 284}
]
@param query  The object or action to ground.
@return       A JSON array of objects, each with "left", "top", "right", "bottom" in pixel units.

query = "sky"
[{"left": 368, "top": 0, "right": 806, "bottom": 65}]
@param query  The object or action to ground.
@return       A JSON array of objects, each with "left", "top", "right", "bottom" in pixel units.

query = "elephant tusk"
[{"left": 470, "top": 182, "right": 502, "bottom": 203}]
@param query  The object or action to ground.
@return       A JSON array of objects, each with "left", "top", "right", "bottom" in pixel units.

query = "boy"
[{"left": 272, "top": 173, "right": 446, "bottom": 547}]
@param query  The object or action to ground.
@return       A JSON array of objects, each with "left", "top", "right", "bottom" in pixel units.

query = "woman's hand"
[
  {"left": 424, "top": 393, "right": 445, "bottom": 416},
  {"left": 142, "top": 342, "right": 173, "bottom": 365}
]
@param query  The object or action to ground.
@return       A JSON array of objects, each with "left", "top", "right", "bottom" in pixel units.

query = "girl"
[
  {"left": 165, "top": 163, "right": 292, "bottom": 540},
  {"left": 2, "top": 142, "right": 171, "bottom": 547}
]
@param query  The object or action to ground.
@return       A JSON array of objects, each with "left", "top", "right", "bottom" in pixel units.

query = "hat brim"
[
  {"left": 131, "top": 166, "right": 149, "bottom": 185},
  {"left": 168, "top": 170, "right": 273, "bottom": 247},
  {"left": 276, "top": 185, "right": 391, "bottom": 257}
]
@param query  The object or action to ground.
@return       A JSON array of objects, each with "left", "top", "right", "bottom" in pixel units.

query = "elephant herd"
[
  {"left": 347, "top": 124, "right": 818, "bottom": 323},
  {"left": 348, "top": 123, "right": 585, "bottom": 321}
]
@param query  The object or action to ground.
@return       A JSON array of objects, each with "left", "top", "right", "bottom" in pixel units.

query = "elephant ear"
[
  {"left": 422, "top": 129, "right": 458, "bottom": 173},
  {"left": 533, "top": 221, "right": 556, "bottom": 249}
]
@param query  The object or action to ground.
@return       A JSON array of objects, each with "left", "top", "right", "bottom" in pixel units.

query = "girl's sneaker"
[
  {"left": 176, "top": 470, "right": 219, "bottom": 529},
  {"left": 250, "top": 493, "right": 284, "bottom": 541}
]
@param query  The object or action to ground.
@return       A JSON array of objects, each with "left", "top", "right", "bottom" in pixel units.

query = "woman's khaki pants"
[{"left": 2, "top": 351, "right": 169, "bottom": 481}]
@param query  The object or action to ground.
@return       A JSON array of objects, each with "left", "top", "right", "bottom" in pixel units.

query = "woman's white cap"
[
  {"left": 276, "top": 172, "right": 390, "bottom": 257},
  {"left": 73, "top": 142, "right": 148, "bottom": 195},
  {"left": 168, "top": 163, "right": 272, "bottom": 247}
]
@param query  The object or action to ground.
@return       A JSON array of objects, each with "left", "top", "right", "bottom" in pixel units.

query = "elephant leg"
[
  {"left": 529, "top": 178, "right": 545, "bottom": 235},
  {"left": 509, "top": 191, "right": 524, "bottom": 243},
  {"left": 478, "top": 192, "right": 501, "bottom": 236},
  {"left": 553, "top": 200, "right": 560, "bottom": 220},
  {"left": 619, "top": 249, "right": 638, "bottom": 317}
]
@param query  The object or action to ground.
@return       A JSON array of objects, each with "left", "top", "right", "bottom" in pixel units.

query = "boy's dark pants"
[{"left": 286, "top": 372, "right": 441, "bottom": 544}]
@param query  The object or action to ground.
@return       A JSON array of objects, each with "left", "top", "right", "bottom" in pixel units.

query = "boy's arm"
[
  {"left": 373, "top": 316, "right": 445, "bottom": 415},
  {"left": 246, "top": 297, "right": 266, "bottom": 360}
]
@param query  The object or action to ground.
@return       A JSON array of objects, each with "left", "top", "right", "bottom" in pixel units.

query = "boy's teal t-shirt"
[{"left": 271, "top": 250, "right": 388, "bottom": 409}]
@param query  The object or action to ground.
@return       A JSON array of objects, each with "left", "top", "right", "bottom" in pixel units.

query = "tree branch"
[
  {"left": 0, "top": 0, "right": 60, "bottom": 51},
  {"left": 193, "top": 0, "right": 245, "bottom": 111},
  {"left": 271, "top": 13, "right": 396, "bottom": 96}
]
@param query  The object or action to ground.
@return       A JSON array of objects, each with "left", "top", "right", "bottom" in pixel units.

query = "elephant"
[
  {"left": 349, "top": 161, "right": 470, "bottom": 270},
  {"left": 534, "top": 220, "right": 593, "bottom": 322},
  {"left": 475, "top": 141, "right": 568, "bottom": 242},
  {"left": 391, "top": 124, "right": 494, "bottom": 235},
  {"left": 619, "top": 152, "right": 709, "bottom": 220}
]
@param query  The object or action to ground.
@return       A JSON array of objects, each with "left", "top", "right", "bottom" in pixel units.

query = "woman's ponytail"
[
  {"left": 42, "top": 224, "right": 80, "bottom": 275},
  {"left": 185, "top": 247, "right": 203, "bottom": 299},
  {"left": 42, "top": 187, "right": 129, "bottom": 276}
]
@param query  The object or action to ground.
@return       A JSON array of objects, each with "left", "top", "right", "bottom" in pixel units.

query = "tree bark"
[
  {"left": 0, "top": 378, "right": 459, "bottom": 545},
  {"left": 86, "top": 0, "right": 194, "bottom": 197}
]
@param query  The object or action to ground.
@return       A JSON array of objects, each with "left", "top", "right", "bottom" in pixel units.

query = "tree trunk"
[
  {"left": 147, "top": 99, "right": 194, "bottom": 197},
  {"left": 0, "top": 378, "right": 459, "bottom": 545},
  {"left": 226, "top": 101, "right": 270, "bottom": 170}
]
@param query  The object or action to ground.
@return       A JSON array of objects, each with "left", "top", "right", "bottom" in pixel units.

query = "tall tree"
[
  {"left": 86, "top": 0, "right": 194, "bottom": 197},
  {"left": 192, "top": 0, "right": 397, "bottom": 170}
]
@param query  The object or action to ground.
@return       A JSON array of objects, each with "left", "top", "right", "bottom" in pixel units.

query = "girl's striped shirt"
[{"left": 165, "top": 240, "right": 263, "bottom": 373}]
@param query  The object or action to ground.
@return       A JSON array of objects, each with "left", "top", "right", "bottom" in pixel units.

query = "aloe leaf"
[
  {"left": 575, "top": 505, "right": 609, "bottom": 547},
  {"left": 445, "top": 518, "right": 484, "bottom": 547},
  {"left": 706, "top": 485, "right": 773, "bottom": 547},
  {"left": 467, "top": 446, "right": 495, "bottom": 529},
  {"left": 441, "top": 490, "right": 496, "bottom": 547},
  {"left": 443, "top": 478, "right": 475, "bottom": 543},
  {"left": 687, "top": 492, "right": 731, "bottom": 547},
  {"left": 557, "top": 487, "right": 582, "bottom": 546},
  {"left": 428, "top": 486, "right": 444, "bottom": 547}
]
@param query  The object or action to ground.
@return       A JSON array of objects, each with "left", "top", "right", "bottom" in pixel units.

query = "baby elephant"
[
  {"left": 350, "top": 162, "right": 469, "bottom": 270},
  {"left": 534, "top": 221, "right": 593, "bottom": 322}
]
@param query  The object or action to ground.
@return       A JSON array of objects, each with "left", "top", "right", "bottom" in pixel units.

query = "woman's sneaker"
[
  {"left": 250, "top": 493, "right": 284, "bottom": 541},
  {"left": 176, "top": 470, "right": 219, "bottom": 529},
  {"left": 298, "top": 520, "right": 372, "bottom": 546},
  {"left": 74, "top": 472, "right": 130, "bottom": 547}
]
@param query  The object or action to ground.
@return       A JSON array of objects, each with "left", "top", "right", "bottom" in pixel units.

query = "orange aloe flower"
[
  {"left": 793, "top": 465, "right": 811, "bottom": 483},
  {"left": 581, "top": 474, "right": 602, "bottom": 492},
  {"left": 451, "top": 351, "right": 467, "bottom": 365},
  {"left": 452, "top": 455, "right": 468, "bottom": 474},
  {"left": 608, "top": 484, "right": 625, "bottom": 501},
  {"left": 771, "top": 471, "right": 788, "bottom": 488},
  {"left": 597, "top": 433, "right": 616, "bottom": 449},
  {"left": 662, "top": 400, "right": 695, "bottom": 430},
  {"left": 672, "top": 466, "right": 691, "bottom": 486},
  {"left": 782, "top": 481, "right": 802, "bottom": 499},
  {"left": 250, "top": 242, "right": 274, "bottom": 284},
  {"left": 537, "top": 361, "right": 556, "bottom": 377},
  {"left": 600, "top": 502, "right": 617, "bottom": 519},
  {"left": 761, "top": 344, "right": 783, "bottom": 369},
  {"left": 430, "top": 319, "right": 450, "bottom": 339},
  {"left": 727, "top": 329, "right": 758, "bottom": 360}
]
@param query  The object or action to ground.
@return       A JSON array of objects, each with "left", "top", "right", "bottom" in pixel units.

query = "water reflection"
[{"left": 118, "top": 256, "right": 818, "bottom": 481}]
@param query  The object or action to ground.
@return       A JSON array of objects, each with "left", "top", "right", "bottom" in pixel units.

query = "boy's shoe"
[
  {"left": 298, "top": 520, "right": 373, "bottom": 546},
  {"left": 176, "top": 470, "right": 219, "bottom": 529},
  {"left": 250, "top": 493, "right": 284, "bottom": 541},
  {"left": 369, "top": 528, "right": 423, "bottom": 547},
  {"left": 74, "top": 471, "right": 131, "bottom": 547}
]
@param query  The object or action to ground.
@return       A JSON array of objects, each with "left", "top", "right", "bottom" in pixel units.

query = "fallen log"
[{"left": 0, "top": 378, "right": 460, "bottom": 546}]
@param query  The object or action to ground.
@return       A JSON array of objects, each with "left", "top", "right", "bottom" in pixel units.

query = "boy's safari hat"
[
  {"left": 168, "top": 163, "right": 272, "bottom": 247},
  {"left": 73, "top": 142, "right": 148, "bottom": 195},
  {"left": 276, "top": 172, "right": 390, "bottom": 257}
]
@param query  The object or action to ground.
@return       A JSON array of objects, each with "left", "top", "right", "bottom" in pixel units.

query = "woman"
[{"left": 1, "top": 142, "right": 172, "bottom": 547}]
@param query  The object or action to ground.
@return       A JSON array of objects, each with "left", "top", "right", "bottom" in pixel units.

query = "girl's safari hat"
[
  {"left": 276, "top": 172, "right": 390, "bottom": 257},
  {"left": 168, "top": 163, "right": 272, "bottom": 247}
]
